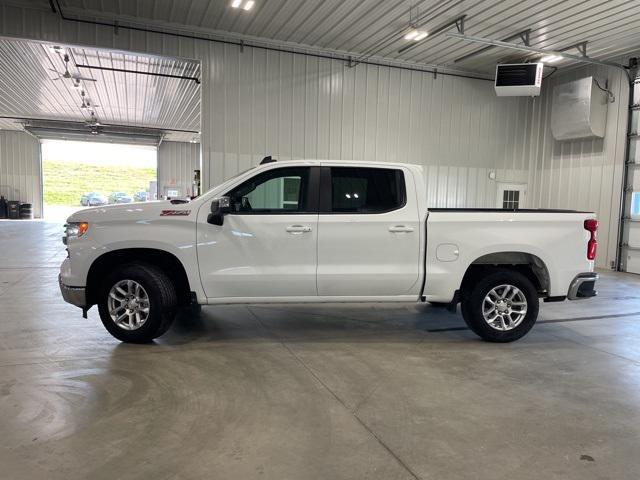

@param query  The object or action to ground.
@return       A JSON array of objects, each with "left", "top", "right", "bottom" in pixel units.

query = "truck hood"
[{"left": 67, "top": 200, "right": 196, "bottom": 223}]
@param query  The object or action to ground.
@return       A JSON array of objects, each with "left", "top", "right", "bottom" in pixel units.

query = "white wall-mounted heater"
[{"left": 494, "top": 63, "right": 544, "bottom": 97}]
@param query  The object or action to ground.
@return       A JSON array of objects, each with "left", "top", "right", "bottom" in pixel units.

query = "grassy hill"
[{"left": 43, "top": 160, "right": 156, "bottom": 205}]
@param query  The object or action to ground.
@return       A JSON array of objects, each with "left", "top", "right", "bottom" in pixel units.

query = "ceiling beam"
[
  {"left": 75, "top": 63, "right": 201, "bottom": 84},
  {"left": 447, "top": 32, "right": 629, "bottom": 75},
  {"left": 454, "top": 29, "right": 531, "bottom": 64}
]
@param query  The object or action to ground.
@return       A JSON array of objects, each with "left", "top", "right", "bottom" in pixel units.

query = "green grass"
[{"left": 43, "top": 160, "right": 156, "bottom": 206}]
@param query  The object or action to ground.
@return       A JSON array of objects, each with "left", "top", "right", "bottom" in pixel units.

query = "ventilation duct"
[{"left": 551, "top": 77, "right": 608, "bottom": 140}]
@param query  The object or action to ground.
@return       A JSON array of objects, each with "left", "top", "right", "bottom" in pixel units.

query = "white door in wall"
[{"left": 496, "top": 183, "right": 527, "bottom": 210}]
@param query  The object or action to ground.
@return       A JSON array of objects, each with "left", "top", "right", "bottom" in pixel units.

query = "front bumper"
[
  {"left": 567, "top": 272, "right": 598, "bottom": 300},
  {"left": 59, "top": 274, "right": 87, "bottom": 308}
]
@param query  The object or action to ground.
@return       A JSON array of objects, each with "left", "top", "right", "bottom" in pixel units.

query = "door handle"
[
  {"left": 388, "top": 225, "right": 414, "bottom": 233},
  {"left": 286, "top": 225, "right": 312, "bottom": 234}
]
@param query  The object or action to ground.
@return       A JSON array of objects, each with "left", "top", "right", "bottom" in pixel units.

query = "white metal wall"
[
  {"left": 202, "top": 44, "right": 533, "bottom": 208},
  {"left": 0, "top": 130, "right": 42, "bottom": 218},
  {"left": 158, "top": 141, "right": 200, "bottom": 198},
  {"left": 525, "top": 64, "right": 631, "bottom": 269}
]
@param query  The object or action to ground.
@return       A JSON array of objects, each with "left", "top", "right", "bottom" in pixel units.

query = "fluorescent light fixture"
[
  {"left": 231, "top": 0, "right": 242, "bottom": 7},
  {"left": 414, "top": 31, "right": 428, "bottom": 41},
  {"left": 243, "top": 0, "right": 255, "bottom": 10},
  {"left": 540, "top": 55, "right": 562, "bottom": 63},
  {"left": 404, "top": 30, "right": 419, "bottom": 40},
  {"left": 404, "top": 29, "right": 428, "bottom": 41}
]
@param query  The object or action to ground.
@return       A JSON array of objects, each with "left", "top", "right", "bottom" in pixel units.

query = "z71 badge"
[{"left": 160, "top": 210, "right": 191, "bottom": 216}]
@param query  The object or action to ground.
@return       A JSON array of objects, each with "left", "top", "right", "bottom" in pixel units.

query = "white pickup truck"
[{"left": 59, "top": 159, "right": 599, "bottom": 343}]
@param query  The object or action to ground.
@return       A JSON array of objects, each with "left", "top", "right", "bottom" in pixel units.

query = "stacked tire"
[{"left": 19, "top": 203, "right": 33, "bottom": 219}]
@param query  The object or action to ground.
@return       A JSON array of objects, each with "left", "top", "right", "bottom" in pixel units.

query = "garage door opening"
[{"left": 41, "top": 139, "right": 157, "bottom": 221}]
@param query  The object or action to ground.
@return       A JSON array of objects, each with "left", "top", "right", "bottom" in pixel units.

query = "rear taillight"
[{"left": 584, "top": 219, "right": 598, "bottom": 260}]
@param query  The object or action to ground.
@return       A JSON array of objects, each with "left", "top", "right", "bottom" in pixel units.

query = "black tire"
[
  {"left": 461, "top": 269, "right": 539, "bottom": 343},
  {"left": 98, "top": 263, "right": 177, "bottom": 343}
]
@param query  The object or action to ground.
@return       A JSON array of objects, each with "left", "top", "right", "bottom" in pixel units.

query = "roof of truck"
[{"left": 257, "top": 159, "right": 424, "bottom": 170}]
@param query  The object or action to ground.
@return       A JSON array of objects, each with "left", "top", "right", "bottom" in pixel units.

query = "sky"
[{"left": 41, "top": 140, "right": 157, "bottom": 168}]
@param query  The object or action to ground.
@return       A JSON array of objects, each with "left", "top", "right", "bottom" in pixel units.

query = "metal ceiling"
[
  {"left": 0, "top": 36, "right": 201, "bottom": 142},
  {"left": 49, "top": 0, "right": 640, "bottom": 74},
  {"left": 2, "top": 0, "right": 638, "bottom": 144}
]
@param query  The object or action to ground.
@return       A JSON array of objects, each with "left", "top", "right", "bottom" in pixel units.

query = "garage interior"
[{"left": 1, "top": 0, "right": 640, "bottom": 479}]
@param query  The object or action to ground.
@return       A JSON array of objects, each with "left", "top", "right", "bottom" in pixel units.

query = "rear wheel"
[
  {"left": 461, "top": 269, "right": 539, "bottom": 342},
  {"left": 98, "top": 263, "right": 177, "bottom": 343}
]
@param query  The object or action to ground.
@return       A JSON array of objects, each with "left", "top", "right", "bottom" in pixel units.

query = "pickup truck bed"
[{"left": 424, "top": 208, "right": 596, "bottom": 304}]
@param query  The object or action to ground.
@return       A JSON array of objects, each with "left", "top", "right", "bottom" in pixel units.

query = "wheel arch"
[
  {"left": 86, "top": 248, "right": 192, "bottom": 307},
  {"left": 460, "top": 251, "right": 551, "bottom": 297}
]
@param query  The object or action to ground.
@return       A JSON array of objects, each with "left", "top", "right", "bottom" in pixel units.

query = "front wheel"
[
  {"left": 98, "top": 263, "right": 178, "bottom": 343},
  {"left": 461, "top": 269, "right": 539, "bottom": 343}
]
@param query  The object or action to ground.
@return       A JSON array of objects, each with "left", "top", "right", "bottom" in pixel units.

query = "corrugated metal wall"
[
  {"left": 0, "top": 131, "right": 42, "bottom": 218},
  {"left": 525, "top": 65, "right": 630, "bottom": 269},
  {"left": 158, "top": 141, "right": 200, "bottom": 198},
  {"left": 201, "top": 43, "right": 532, "bottom": 209}
]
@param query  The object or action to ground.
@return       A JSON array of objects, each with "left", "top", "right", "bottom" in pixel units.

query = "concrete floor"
[{"left": 1, "top": 220, "right": 640, "bottom": 480}]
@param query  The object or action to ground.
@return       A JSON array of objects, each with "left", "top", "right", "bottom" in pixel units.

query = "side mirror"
[{"left": 207, "top": 196, "right": 231, "bottom": 226}]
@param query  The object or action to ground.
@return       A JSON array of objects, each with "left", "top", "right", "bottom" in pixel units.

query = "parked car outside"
[
  {"left": 108, "top": 192, "right": 133, "bottom": 204},
  {"left": 80, "top": 192, "right": 108, "bottom": 206},
  {"left": 133, "top": 191, "right": 149, "bottom": 202}
]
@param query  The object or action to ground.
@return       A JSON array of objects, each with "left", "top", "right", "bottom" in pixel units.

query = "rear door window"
[{"left": 329, "top": 167, "right": 405, "bottom": 213}]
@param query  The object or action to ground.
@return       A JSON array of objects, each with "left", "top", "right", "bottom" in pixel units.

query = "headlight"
[{"left": 63, "top": 222, "right": 89, "bottom": 245}]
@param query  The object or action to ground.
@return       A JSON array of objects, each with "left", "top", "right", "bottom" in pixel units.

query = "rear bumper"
[
  {"left": 567, "top": 272, "right": 598, "bottom": 300},
  {"left": 59, "top": 274, "right": 87, "bottom": 308}
]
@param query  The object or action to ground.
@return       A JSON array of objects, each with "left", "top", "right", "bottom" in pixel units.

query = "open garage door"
[
  {"left": 621, "top": 79, "right": 640, "bottom": 274},
  {"left": 41, "top": 139, "right": 157, "bottom": 221},
  {"left": 0, "top": 37, "right": 201, "bottom": 220}
]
